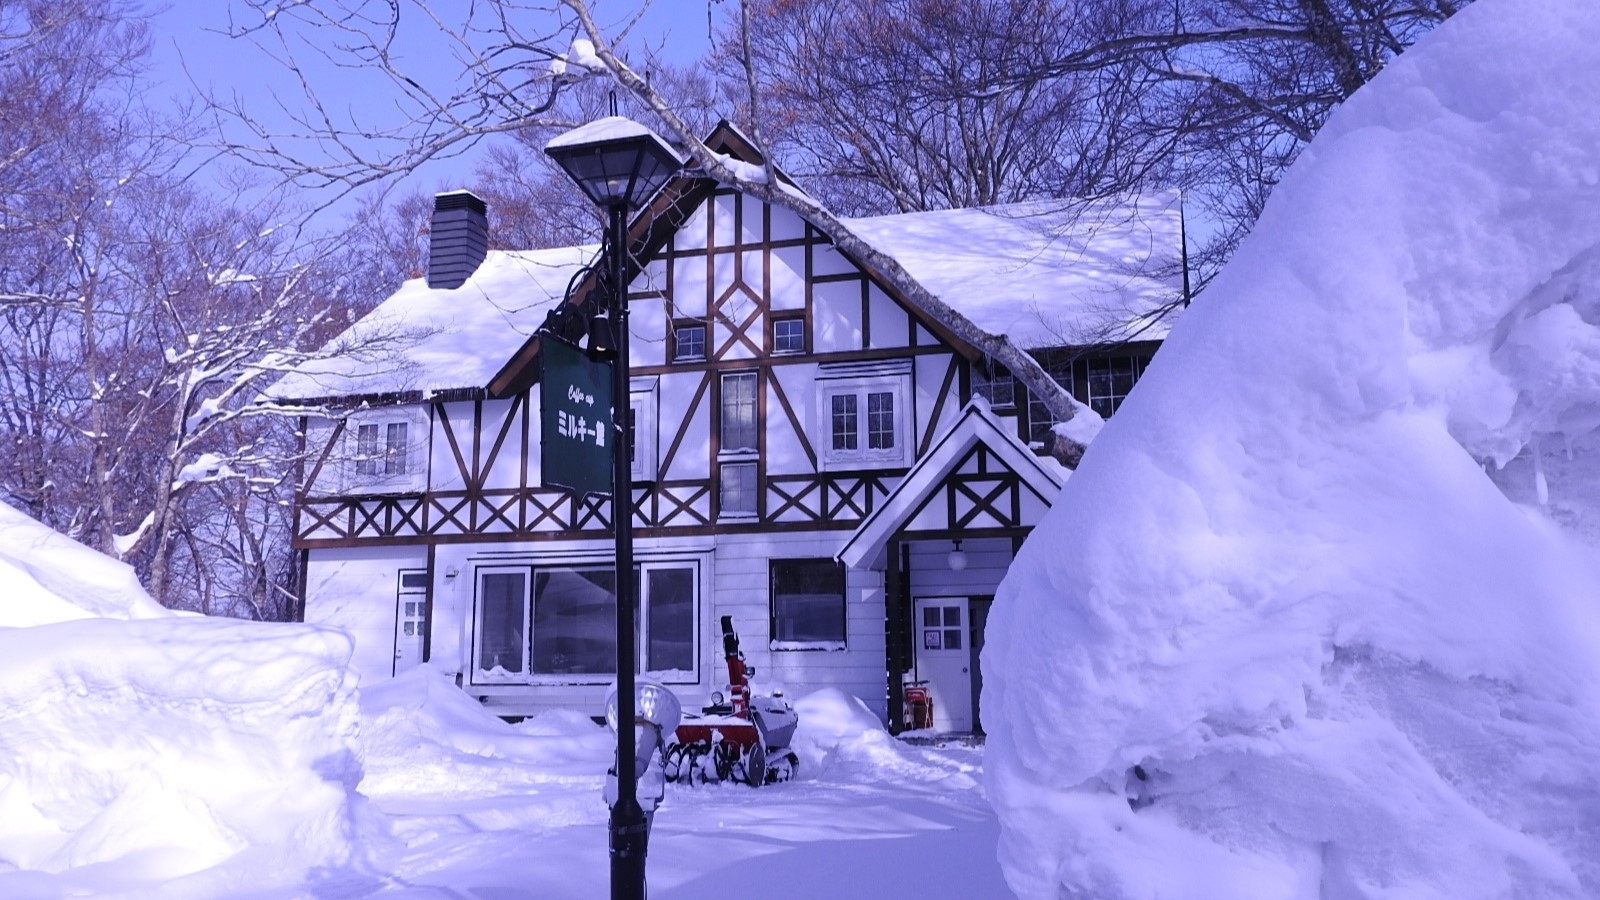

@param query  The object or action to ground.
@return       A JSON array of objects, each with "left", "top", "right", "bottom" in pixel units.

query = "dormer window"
[
  {"left": 356, "top": 422, "right": 408, "bottom": 476},
  {"left": 672, "top": 322, "right": 706, "bottom": 362}
]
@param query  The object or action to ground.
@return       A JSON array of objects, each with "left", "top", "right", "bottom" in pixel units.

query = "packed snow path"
[{"left": 331, "top": 678, "right": 1010, "bottom": 900}]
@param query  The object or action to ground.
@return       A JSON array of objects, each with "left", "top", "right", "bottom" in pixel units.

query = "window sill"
[{"left": 769, "top": 640, "right": 847, "bottom": 652}]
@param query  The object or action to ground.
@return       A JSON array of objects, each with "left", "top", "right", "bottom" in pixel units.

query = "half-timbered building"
[{"left": 273, "top": 124, "right": 1181, "bottom": 733}]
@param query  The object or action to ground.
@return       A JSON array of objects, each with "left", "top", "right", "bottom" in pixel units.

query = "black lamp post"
[{"left": 546, "top": 116, "right": 682, "bottom": 900}]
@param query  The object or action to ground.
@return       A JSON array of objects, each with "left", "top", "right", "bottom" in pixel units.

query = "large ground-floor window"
[
  {"left": 473, "top": 560, "right": 699, "bottom": 684},
  {"left": 770, "top": 558, "right": 846, "bottom": 648}
]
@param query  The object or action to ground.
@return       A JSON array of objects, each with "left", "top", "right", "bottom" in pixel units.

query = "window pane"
[
  {"left": 922, "top": 607, "right": 940, "bottom": 627},
  {"left": 400, "top": 572, "right": 428, "bottom": 589},
  {"left": 647, "top": 567, "right": 695, "bottom": 671},
  {"left": 532, "top": 568, "right": 617, "bottom": 675},
  {"left": 720, "top": 462, "right": 756, "bottom": 514},
  {"left": 771, "top": 558, "right": 845, "bottom": 643},
  {"left": 944, "top": 628, "right": 962, "bottom": 650},
  {"left": 942, "top": 607, "right": 961, "bottom": 626},
  {"left": 356, "top": 424, "right": 379, "bottom": 476},
  {"left": 1087, "top": 357, "right": 1138, "bottom": 418},
  {"left": 477, "top": 572, "right": 526, "bottom": 674},
  {"left": 831, "top": 393, "right": 857, "bottom": 451},
  {"left": 721, "top": 373, "right": 757, "bottom": 450},
  {"left": 774, "top": 318, "right": 804, "bottom": 353},
  {"left": 385, "top": 422, "right": 408, "bottom": 475},
  {"left": 867, "top": 391, "right": 895, "bottom": 450},
  {"left": 974, "top": 365, "right": 1015, "bottom": 409},
  {"left": 674, "top": 324, "right": 706, "bottom": 361},
  {"left": 1027, "top": 355, "right": 1075, "bottom": 444}
]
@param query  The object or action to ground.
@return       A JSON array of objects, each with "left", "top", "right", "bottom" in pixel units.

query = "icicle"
[
  {"left": 1565, "top": 432, "right": 1575, "bottom": 461},
  {"left": 1532, "top": 434, "right": 1549, "bottom": 506}
]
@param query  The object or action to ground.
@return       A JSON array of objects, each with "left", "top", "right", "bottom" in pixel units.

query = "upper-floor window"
[
  {"left": 356, "top": 422, "right": 408, "bottom": 476},
  {"left": 1086, "top": 357, "right": 1139, "bottom": 417},
  {"left": 672, "top": 322, "right": 706, "bottom": 362},
  {"left": 1027, "top": 357, "right": 1075, "bottom": 446},
  {"left": 773, "top": 317, "right": 805, "bottom": 354},
  {"left": 721, "top": 372, "right": 758, "bottom": 452},
  {"left": 630, "top": 377, "right": 660, "bottom": 482},
  {"left": 973, "top": 363, "right": 1015, "bottom": 410},
  {"left": 720, "top": 462, "right": 758, "bottom": 516},
  {"left": 815, "top": 363, "right": 912, "bottom": 470}
]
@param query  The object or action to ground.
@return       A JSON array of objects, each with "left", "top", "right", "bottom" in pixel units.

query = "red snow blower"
[{"left": 664, "top": 616, "right": 800, "bottom": 786}]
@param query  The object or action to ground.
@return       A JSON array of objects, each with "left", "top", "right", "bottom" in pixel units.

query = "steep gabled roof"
[
  {"left": 839, "top": 401, "right": 1067, "bottom": 570},
  {"left": 270, "top": 246, "right": 592, "bottom": 402},
  {"left": 270, "top": 122, "right": 1183, "bottom": 405},
  {"left": 843, "top": 192, "right": 1183, "bottom": 350}
]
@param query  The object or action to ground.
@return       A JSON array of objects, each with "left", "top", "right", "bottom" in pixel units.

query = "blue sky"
[{"left": 143, "top": 0, "right": 719, "bottom": 207}]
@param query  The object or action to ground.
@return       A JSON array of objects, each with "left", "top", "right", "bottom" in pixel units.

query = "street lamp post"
[{"left": 546, "top": 116, "right": 682, "bottom": 900}]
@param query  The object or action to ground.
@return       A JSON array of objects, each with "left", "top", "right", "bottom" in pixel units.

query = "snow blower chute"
[{"left": 665, "top": 615, "right": 799, "bottom": 786}]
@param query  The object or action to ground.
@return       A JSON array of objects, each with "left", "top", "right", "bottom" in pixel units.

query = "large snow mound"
[
  {"left": 984, "top": 0, "right": 1600, "bottom": 897},
  {"left": 0, "top": 504, "right": 365, "bottom": 897},
  {"left": 0, "top": 618, "right": 362, "bottom": 894},
  {"left": 0, "top": 501, "right": 168, "bottom": 626}
]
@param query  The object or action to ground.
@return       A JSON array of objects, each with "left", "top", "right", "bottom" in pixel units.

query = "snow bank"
[
  {"left": 0, "top": 501, "right": 167, "bottom": 626},
  {"left": 0, "top": 503, "right": 365, "bottom": 896},
  {"left": 984, "top": 0, "right": 1600, "bottom": 896},
  {"left": 355, "top": 667, "right": 612, "bottom": 830},
  {"left": 0, "top": 619, "right": 362, "bottom": 892}
]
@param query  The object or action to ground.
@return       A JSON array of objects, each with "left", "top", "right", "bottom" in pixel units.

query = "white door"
[
  {"left": 393, "top": 571, "right": 428, "bottom": 675},
  {"left": 913, "top": 597, "right": 973, "bottom": 732}
]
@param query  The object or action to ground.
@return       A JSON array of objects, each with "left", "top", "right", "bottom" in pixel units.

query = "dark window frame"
[
  {"left": 671, "top": 321, "right": 707, "bottom": 362},
  {"left": 772, "top": 316, "right": 806, "bottom": 354},
  {"left": 769, "top": 558, "right": 847, "bottom": 647}
]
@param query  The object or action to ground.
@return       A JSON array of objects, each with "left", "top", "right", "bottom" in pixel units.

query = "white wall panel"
[{"left": 305, "top": 545, "right": 427, "bottom": 683}]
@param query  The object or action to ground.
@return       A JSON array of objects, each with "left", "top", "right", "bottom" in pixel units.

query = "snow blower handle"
[{"left": 719, "top": 615, "right": 752, "bottom": 718}]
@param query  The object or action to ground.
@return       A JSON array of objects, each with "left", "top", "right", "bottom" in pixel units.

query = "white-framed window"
[
  {"left": 471, "top": 560, "right": 700, "bottom": 684},
  {"left": 1027, "top": 356, "right": 1075, "bottom": 446},
  {"left": 720, "top": 462, "right": 757, "bottom": 516},
  {"left": 475, "top": 567, "right": 529, "bottom": 679},
  {"left": 973, "top": 363, "right": 1016, "bottom": 410},
  {"left": 672, "top": 322, "right": 706, "bottom": 362},
  {"left": 1086, "top": 356, "right": 1139, "bottom": 418},
  {"left": 773, "top": 317, "right": 805, "bottom": 354},
  {"left": 356, "top": 422, "right": 408, "bottom": 476},
  {"left": 345, "top": 408, "right": 426, "bottom": 492},
  {"left": 815, "top": 368, "right": 912, "bottom": 470},
  {"left": 630, "top": 376, "right": 659, "bottom": 483},
  {"left": 770, "top": 557, "right": 846, "bottom": 649},
  {"left": 720, "top": 371, "right": 758, "bottom": 451}
]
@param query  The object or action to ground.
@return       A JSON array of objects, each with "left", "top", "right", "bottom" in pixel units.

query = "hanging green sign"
[{"left": 540, "top": 336, "right": 615, "bottom": 496}]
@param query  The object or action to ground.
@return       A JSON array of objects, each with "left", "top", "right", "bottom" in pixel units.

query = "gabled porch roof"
[{"left": 839, "top": 402, "right": 1067, "bottom": 570}]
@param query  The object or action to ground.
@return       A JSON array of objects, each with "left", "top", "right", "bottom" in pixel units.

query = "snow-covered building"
[{"left": 272, "top": 123, "right": 1181, "bottom": 730}]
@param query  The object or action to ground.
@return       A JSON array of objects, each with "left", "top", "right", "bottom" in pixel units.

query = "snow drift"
[
  {"left": 984, "top": 1, "right": 1600, "bottom": 897},
  {"left": 0, "top": 502, "right": 364, "bottom": 896}
]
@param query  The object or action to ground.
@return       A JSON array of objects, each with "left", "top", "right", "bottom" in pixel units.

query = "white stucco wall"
[{"left": 304, "top": 545, "right": 427, "bottom": 683}]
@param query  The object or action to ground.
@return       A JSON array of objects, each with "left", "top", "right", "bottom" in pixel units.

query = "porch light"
[
  {"left": 948, "top": 540, "right": 969, "bottom": 572},
  {"left": 546, "top": 115, "right": 683, "bottom": 900}
]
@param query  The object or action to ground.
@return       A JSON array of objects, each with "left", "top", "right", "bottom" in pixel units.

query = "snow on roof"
[
  {"left": 843, "top": 191, "right": 1185, "bottom": 350},
  {"left": 275, "top": 190, "right": 1181, "bottom": 402},
  {"left": 270, "top": 246, "right": 594, "bottom": 401}
]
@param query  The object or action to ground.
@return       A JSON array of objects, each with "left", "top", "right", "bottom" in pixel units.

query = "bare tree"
[{"left": 733, "top": 0, "right": 1179, "bottom": 216}]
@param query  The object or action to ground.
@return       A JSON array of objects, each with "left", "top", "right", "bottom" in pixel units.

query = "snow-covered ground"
[
  {"left": 0, "top": 500, "right": 1007, "bottom": 899},
  {"left": 986, "top": 0, "right": 1600, "bottom": 897}
]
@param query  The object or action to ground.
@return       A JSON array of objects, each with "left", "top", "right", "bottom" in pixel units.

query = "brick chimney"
[{"left": 427, "top": 190, "right": 488, "bottom": 289}]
